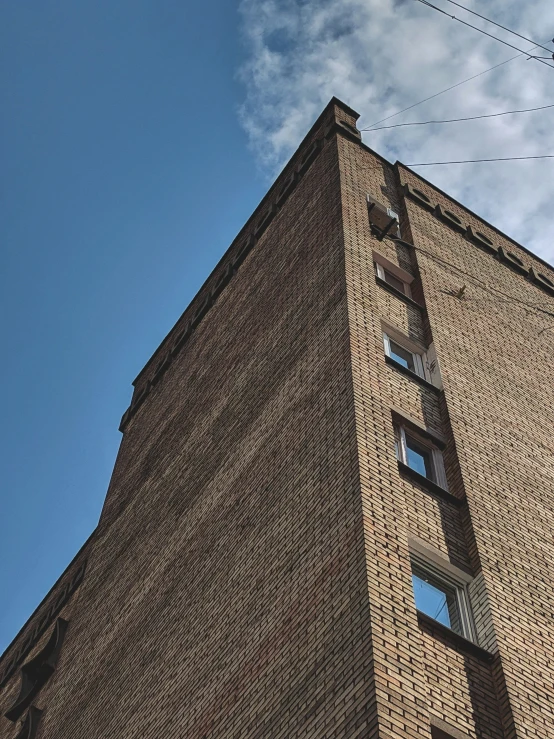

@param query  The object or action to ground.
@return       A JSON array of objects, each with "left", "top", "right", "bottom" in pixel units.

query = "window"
[
  {"left": 383, "top": 332, "right": 425, "bottom": 378},
  {"left": 395, "top": 425, "right": 448, "bottom": 489},
  {"left": 410, "top": 555, "right": 475, "bottom": 640},
  {"left": 431, "top": 720, "right": 471, "bottom": 739},
  {"left": 375, "top": 262, "right": 410, "bottom": 295},
  {"left": 373, "top": 251, "right": 413, "bottom": 297}
]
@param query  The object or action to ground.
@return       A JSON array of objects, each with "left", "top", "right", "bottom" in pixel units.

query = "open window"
[
  {"left": 373, "top": 251, "right": 414, "bottom": 297},
  {"left": 367, "top": 194, "right": 401, "bottom": 239},
  {"left": 394, "top": 424, "right": 448, "bottom": 490},
  {"left": 410, "top": 549, "right": 475, "bottom": 642},
  {"left": 383, "top": 330, "right": 426, "bottom": 379},
  {"left": 382, "top": 323, "right": 443, "bottom": 390}
]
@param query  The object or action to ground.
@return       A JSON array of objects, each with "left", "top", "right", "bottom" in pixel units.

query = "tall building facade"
[{"left": 1, "top": 98, "right": 554, "bottom": 739}]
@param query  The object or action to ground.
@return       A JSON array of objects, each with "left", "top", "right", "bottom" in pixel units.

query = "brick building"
[{"left": 1, "top": 97, "right": 553, "bottom": 739}]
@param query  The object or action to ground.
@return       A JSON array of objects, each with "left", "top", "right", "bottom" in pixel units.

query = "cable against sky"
[
  {"left": 406, "top": 155, "right": 554, "bottom": 165},
  {"left": 414, "top": 0, "right": 554, "bottom": 69},
  {"left": 441, "top": 0, "right": 554, "bottom": 55},
  {"left": 360, "top": 44, "right": 545, "bottom": 130},
  {"left": 364, "top": 103, "right": 554, "bottom": 131}
]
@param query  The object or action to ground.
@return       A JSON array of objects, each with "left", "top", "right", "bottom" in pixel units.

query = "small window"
[
  {"left": 411, "top": 557, "right": 474, "bottom": 640},
  {"left": 373, "top": 251, "right": 414, "bottom": 298},
  {"left": 383, "top": 332, "right": 425, "bottom": 378},
  {"left": 395, "top": 425, "right": 448, "bottom": 489},
  {"left": 375, "top": 263, "right": 409, "bottom": 295}
]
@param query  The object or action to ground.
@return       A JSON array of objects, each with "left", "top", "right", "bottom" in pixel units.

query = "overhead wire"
[
  {"left": 364, "top": 103, "right": 554, "bottom": 132},
  {"left": 441, "top": 0, "right": 554, "bottom": 56},
  {"left": 360, "top": 44, "right": 543, "bottom": 130},
  {"left": 405, "top": 155, "right": 554, "bottom": 165},
  {"left": 414, "top": 0, "right": 554, "bottom": 69}
]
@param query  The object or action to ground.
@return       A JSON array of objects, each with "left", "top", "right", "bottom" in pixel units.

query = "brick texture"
[{"left": 2, "top": 98, "right": 553, "bottom": 739}]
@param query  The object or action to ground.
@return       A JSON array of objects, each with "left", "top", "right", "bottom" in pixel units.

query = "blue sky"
[
  {"left": 0, "top": 0, "right": 267, "bottom": 653},
  {"left": 2, "top": 0, "right": 553, "bottom": 655}
]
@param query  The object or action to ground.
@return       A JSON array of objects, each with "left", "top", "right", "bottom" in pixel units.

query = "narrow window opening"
[
  {"left": 405, "top": 434, "right": 434, "bottom": 479},
  {"left": 394, "top": 424, "right": 448, "bottom": 490},
  {"left": 383, "top": 331, "right": 426, "bottom": 379},
  {"left": 373, "top": 252, "right": 414, "bottom": 298},
  {"left": 412, "top": 564, "right": 461, "bottom": 632},
  {"left": 382, "top": 268, "right": 406, "bottom": 294},
  {"left": 388, "top": 339, "right": 415, "bottom": 371}
]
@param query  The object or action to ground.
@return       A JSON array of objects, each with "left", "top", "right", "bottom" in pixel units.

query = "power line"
[
  {"left": 414, "top": 0, "right": 554, "bottom": 70},
  {"left": 441, "top": 0, "right": 554, "bottom": 56},
  {"left": 365, "top": 103, "right": 554, "bottom": 132},
  {"left": 405, "top": 155, "right": 554, "bottom": 166},
  {"left": 360, "top": 45, "right": 542, "bottom": 130}
]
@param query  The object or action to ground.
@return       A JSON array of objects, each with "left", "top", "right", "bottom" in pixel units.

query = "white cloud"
[{"left": 238, "top": 0, "right": 554, "bottom": 263}]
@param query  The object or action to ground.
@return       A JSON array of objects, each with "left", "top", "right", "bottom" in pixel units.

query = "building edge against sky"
[{"left": 1, "top": 98, "right": 553, "bottom": 739}]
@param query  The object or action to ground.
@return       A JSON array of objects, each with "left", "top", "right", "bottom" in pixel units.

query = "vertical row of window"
[{"left": 373, "top": 243, "right": 476, "bottom": 645}]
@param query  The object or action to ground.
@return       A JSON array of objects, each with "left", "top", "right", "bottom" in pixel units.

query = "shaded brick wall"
[
  {"left": 0, "top": 537, "right": 91, "bottom": 738},
  {"left": 2, "top": 102, "right": 382, "bottom": 739}
]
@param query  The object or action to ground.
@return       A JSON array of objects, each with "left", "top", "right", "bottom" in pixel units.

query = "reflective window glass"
[
  {"left": 412, "top": 565, "right": 462, "bottom": 634},
  {"left": 389, "top": 340, "right": 415, "bottom": 371},
  {"left": 405, "top": 434, "right": 433, "bottom": 479}
]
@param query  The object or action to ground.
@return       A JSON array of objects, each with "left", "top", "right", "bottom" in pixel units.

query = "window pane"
[
  {"left": 412, "top": 569, "right": 460, "bottom": 632},
  {"left": 405, "top": 435, "right": 433, "bottom": 479},
  {"left": 389, "top": 340, "right": 415, "bottom": 371},
  {"left": 383, "top": 269, "right": 406, "bottom": 294}
]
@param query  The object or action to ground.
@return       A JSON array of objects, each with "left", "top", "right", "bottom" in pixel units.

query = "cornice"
[
  {"left": 119, "top": 100, "right": 553, "bottom": 436},
  {"left": 0, "top": 532, "right": 93, "bottom": 688},
  {"left": 397, "top": 169, "right": 554, "bottom": 295}
]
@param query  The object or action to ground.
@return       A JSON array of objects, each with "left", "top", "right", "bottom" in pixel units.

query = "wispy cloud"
[{"left": 238, "top": 0, "right": 554, "bottom": 263}]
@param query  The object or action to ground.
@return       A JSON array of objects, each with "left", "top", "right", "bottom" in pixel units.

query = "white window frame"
[
  {"left": 395, "top": 425, "right": 448, "bottom": 490},
  {"left": 373, "top": 250, "right": 413, "bottom": 298},
  {"left": 383, "top": 331, "right": 426, "bottom": 379},
  {"left": 410, "top": 549, "right": 476, "bottom": 642}
]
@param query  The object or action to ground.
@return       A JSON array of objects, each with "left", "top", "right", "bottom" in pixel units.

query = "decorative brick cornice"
[
  {"left": 336, "top": 133, "right": 554, "bottom": 297},
  {"left": 399, "top": 178, "right": 554, "bottom": 299},
  {"left": 0, "top": 554, "right": 88, "bottom": 689}
]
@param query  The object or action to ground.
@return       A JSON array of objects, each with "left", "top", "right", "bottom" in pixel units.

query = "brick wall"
[{"left": 337, "top": 117, "right": 553, "bottom": 738}]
